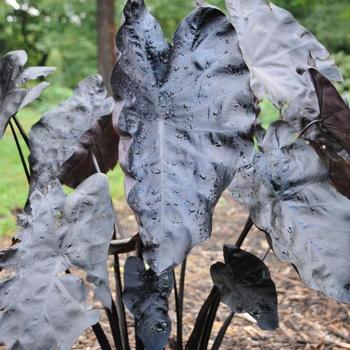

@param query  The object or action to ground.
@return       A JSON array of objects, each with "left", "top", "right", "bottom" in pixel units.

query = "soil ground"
[{"left": 1, "top": 193, "right": 349, "bottom": 349}]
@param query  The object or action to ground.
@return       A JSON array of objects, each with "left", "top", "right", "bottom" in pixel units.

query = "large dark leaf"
[
  {"left": 0, "top": 174, "right": 115, "bottom": 350},
  {"left": 225, "top": 0, "right": 341, "bottom": 127},
  {"left": 309, "top": 69, "right": 350, "bottom": 152},
  {"left": 211, "top": 244, "right": 278, "bottom": 330},
  {"left": 230, "top": 121, "right": 350, "bottom": 303},
  {"left": 112, "top": 0, "right": 256, "bottom": 273},
  {"left": 29, "top": 75, "right": 118, "bottom": 193},
  {"left": 0, "top": 50, "right": 55, "bottom": 138},
  {"left": 303, "top": 69, "right": 350, "bottom": 198},
  {"left": 123, "top": 256, "right": 173, "bottom": 350}
]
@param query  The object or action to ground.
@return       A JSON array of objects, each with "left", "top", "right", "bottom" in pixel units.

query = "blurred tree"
[
  {"left": 0, "top": 0, "right": 349, "bottom": 90},
  {"left": 97, "top": 0, "right": 116, "bottom": 94}
]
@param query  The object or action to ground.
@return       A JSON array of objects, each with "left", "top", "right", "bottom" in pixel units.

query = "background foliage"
[{"left": 0, "top": 0, "right": 349, "bottom": 235}]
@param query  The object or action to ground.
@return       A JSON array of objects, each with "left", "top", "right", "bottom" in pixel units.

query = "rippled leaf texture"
[
  {"left": 225, "top": 0, "right": 341, "bottom": 127},
  {"left": 0, "top": 174, "right": 115, "bottom": 350},
  {"left": 0, "top": 50, "right": 55, "bottom": 138},
  {"left": 123, "top": 257, "right": 173, "bottom": 350},
  {"left": 29, "top": 75, "right": 117, "bottom": 194},
  {"left": 211, "top": 245, "right": 278, "bottom": 330},
  {"left": 230, "top": 122, "right": 350, "bottom": 303},
  {"left": 112, "top": 0, "right": 255, "bottom": 273}
]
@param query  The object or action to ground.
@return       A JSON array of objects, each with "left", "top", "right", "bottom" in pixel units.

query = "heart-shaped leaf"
[
  {"left": 0, "top": 50, "right": 55, "bottom": 138},
  {"left": 211, "top": 244, "right": 278, "bottom": 330},
  {"left": 29, "top": 75, "right": 118, "bottom": 194},
  {"left": 0, "top": 173, "right": 115, "bottom": 350},
  {"left": 230, "top": 121, "right": 350, "bottom": 304},
  {"left": 123, "top": 256, "right": 173, "bottom": 350},
  {"left": 225, "top": 0, "right": 341, "bottom": 127},
  {"left": 112, "top": 0, "right": 256, "bottom": 273}
]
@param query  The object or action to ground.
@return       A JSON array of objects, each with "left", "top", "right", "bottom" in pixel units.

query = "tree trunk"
[{"left": 96, "top": 0, "right": 116, "bottom": 95}]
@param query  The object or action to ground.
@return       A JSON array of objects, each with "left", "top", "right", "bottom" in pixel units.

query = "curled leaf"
[
  {"left": 123, "top": 256, "right": 173, "bottom": 350},
  {"left": 225, "top": 0, "right": 341, "bottom": 126},
  {"left": 0, "top": 50, "right": 55, "bottom": 138},
  {"left": 211, "top": 244, "right": 278, "bottom": 330},
  {"left": 112, "top": 0, "right": 255, "bottom": 273},
  {"left": 230, "top": 121, "right": 350, "bottom": 304},
  {"left": 29, "top": 75, "right": 118, "bottom": 193},
  {"left": 0, "top": 174, "right": 115, "bottom": 350}
]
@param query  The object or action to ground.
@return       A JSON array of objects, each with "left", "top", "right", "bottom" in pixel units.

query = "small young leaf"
[
  {"left": 0, "top": 50, "right": 55, "bottom": 138},
  {"left": 225, "top": 0, "right": 341, "bottom": 126},
  {"left": 230, "top": 122, "right": 350, "bottom": 304},
  {"left": 112, "top": 0, "right": 256, "bottom": 273},
  {"left": 29, "top": 75, "right": 118, "bottom": 193},
  {"left": 0, "top": 174, "right": 115, "bottom": 350},
  {"left": 211, "top": 245, "right": 278, "bottom": 330},
  {"left": 123, "top": 256, "right": 173, "bottom": 350}
]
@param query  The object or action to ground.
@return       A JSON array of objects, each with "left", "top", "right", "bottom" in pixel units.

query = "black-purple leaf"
[
  {"left": 305, "top": 69, "right": 350, "bottom": 198},
  {"left": 112, "top": 0, "right": 255, "bottom": 273},
  {"left": 0, "top": 50, "right": 55, "bottom": 138},
  {"left": 225, "top": 0, "right": 341, "bottom": 126},
  {"left": 123, "top": 256, "right": 173, "bottom": 350},
  {"left": 230, "top": 121, "right": 350, "bottom": 304},
  {"left": 0, "top": 174, "right": 115, "bottom": 350},
  {"left": 29, "top": 75, "right": 118, "bottom": 193},
  {"left": 211, "top": 245, "right": 278, "bottom": 330}
]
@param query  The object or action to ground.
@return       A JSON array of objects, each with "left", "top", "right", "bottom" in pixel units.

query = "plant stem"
[
  {"left": 262, "top": 247, "right": 271, "bottom": 261},
  {"left": 9, "top": 120, "right": 30, "bottom": 183},
  {"left": 13, "top": 115, "right": 30, "bottom": 148},
  {"left": 176, "top": 259, "right": 187, "bottom": 350},
  {"left": 235, "top": 216, "right": 253, "bottom": 248},
  {"left": 106, "top": 302, "right": 125, "bottom": 350},
  {"left": 185, "top": 286, "right": 220, "bottom": 350},
  {"left": 92, "top": 323, "right": 113, "bottom": 350},
  {"left": 297, "top": 119, "right": 322, "bottom": 138},
  {"left": 211, "top": 312, "right": 235, "bottom": 350},
  {"left": 92, "top": 152, "right": 102, "bottom": 173},
  {"left": 92, "top": 151, "right": 129, "bottom": 350},
  {"left": 199, "top": 288, "right": 221, "bottom": 350},
  {"left": 114, "top": 251, "right": 130, "bottom": 350}
]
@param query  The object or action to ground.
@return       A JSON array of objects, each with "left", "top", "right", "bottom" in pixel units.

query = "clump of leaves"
[{"left": 0, "top": 174, "right": 115, "bottom": 350}]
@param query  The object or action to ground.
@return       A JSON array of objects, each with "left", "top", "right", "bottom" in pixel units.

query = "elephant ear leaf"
[
  {"left": 303, "top": 69, "right": 350, "bottom": 198},
  {"left": 230, "top": 121, "right": 350, "bottom": 304},
  {"left": 112, "top": 0, "right": 256, "bottom": 273},
  {"left": 211, "top": 244, "right": 278, "bottom": 330},
  {"left": 0, "top": 50, "right": 55, "bottom": 138},
  {"left": 29, "top": 75, "right": 119, "bottom": 194},
  {"left": 0, "top": 174, "right": 115, "bottom": 350},
  {"left": 123, "top": 256, "right": 173, "bottom": 350},
  {"left": 225, "top": 0, "right": 341, "bottom": 127}
]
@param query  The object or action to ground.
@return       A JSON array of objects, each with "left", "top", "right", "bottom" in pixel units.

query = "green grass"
[{"left": 0, "top": 105, "right": 125, "bottom": 236}]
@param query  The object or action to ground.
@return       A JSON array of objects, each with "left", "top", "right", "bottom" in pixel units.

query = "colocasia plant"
[{"left": 0, "top": 0, "right": 349, "bottom": 349}]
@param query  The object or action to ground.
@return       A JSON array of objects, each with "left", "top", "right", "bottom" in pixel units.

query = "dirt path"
[{"left": 1, "top": 193, "right": 349, "bottom": 349}]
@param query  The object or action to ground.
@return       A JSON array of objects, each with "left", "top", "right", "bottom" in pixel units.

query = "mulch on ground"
[{"left": 1, "top": 192, "right": 349, "bottom": 349}]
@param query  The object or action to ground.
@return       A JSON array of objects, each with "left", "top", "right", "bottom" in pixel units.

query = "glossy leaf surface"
[
  {"left": 112, "top": 0, "right": 255, "bottom": 273},
  {"left": 0, "top": 50, "right": 55, "bottom": 138},
  {"left": 0, "top": 174, "right": 115, "bottom": 350},
  {"left": 29, "top": 75, "right": 117, "bottom": 193},
  {"left": 225, "top": 0, "right": 341, "bottom": 127},
  {"left": 123, "top": 257, "right": 173, "bottom": 350},
  {"left": 211, "top": 245, "right": 278, "bottom": 330},
  {"left": 230, "top": 122, "right": 350, "bottom": 303}
]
